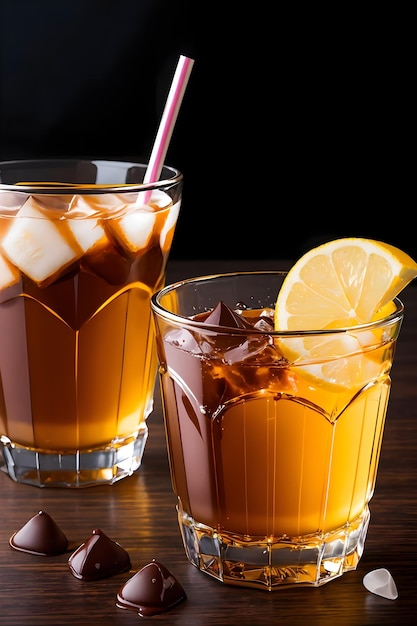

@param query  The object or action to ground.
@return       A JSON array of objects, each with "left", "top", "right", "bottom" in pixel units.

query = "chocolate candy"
[{"left": 117, "top": 559, "right": 187, "bottom": 616}]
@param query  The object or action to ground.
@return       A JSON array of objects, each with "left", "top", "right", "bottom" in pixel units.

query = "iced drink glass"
[
  {"left": 151, "top": 271, "right": 404, "bottom": 590},
  {"left": 0, "top": 159, "right": 182, "bottom": 487}
]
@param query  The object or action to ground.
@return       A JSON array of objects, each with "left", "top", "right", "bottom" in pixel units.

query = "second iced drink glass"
[{"left": 151, "top": 271, "right": 404, "bottom": 590}]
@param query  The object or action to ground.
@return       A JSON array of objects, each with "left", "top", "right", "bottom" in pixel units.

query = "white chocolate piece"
[{"left": 363, "top": 568, "right": 398, "bottom": 600}]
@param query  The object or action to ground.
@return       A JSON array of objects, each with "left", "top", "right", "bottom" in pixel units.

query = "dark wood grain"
[{"left": 1, "top": 260, "right": 416, "bottom": 626}]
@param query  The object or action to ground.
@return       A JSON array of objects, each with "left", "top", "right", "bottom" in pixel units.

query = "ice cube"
[
  {"left": 107, "top": 208, "right": 156, "bottom": 254},
  {"left": 93, "top": 189, "right": 175, "bottom": 254},
  {"left": 253, "top": 316, "right": 274, "bottom": 331},
  {"left": 0, "top": 252, "right": 20, "bottom": 289},
  {"left": 1, "top": 197, "right": 81, "bottom": 285},
  {"left": 166, "top": 327, "right": 202, "bottom": 354},
  {"left": 68, "top": 217, "right": 108, "bottom": 253},
  {"left": 66, "top": 199, "right": 108, "bottom": 253}
]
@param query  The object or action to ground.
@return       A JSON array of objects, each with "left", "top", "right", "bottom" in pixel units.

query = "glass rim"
[
  {"left": 0, "top": 158, "right": 183, "bottom": 194},
  {"left": 151, "top": 271, "right": 405, "bottom": 336}
]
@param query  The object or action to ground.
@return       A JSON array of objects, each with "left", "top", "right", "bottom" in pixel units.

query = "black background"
[{"left": 1, "top": 1, "right": 414, "bottom": 262}]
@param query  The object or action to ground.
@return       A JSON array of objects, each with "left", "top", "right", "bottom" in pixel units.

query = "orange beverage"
[
  {"left": 151, "top": 271, "right": 405, "bottom": 590},
  {"left": 0, "top": 159, "right": 182, "bottom": 487}
]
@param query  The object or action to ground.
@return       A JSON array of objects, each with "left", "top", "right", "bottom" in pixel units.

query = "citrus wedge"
[{"left": 274, "top": 238, "right": 417, "bottom": 389}]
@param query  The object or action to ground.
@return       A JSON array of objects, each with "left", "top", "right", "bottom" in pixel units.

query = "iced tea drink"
[
  {"left": 0, "top": 159, "right": 182, "bottom": 487},
  {"left": 151, "top": 271, "right": 404, "bottom": 590}
]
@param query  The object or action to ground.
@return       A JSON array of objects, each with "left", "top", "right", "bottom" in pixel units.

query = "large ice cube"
[{"left": 1, "top": 197, "right": 81, "bottom": 285}]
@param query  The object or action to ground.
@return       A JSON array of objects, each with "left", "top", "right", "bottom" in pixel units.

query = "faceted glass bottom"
[
  {"left": 0, "top": 424, "right": 148, "bottom": 488},
  {"left": 178, "top": 504, "right": 370, "bottom": 590}
]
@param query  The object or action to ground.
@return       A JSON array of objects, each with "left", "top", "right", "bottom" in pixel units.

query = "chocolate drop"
[
  {"left": 68, "top": 528, "right": 131, "bottom": 581},
  {"left": 9, "top": 510, "right": 68, "bottom": 556},
  {"left": 204, "top": 301, "right": 252, "bottom": 329},
  {"left": 116, "top": 559, "right": 187, "bottom": 617}
]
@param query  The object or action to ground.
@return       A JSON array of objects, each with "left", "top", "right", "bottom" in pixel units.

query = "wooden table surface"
[{"left": 1, "top": 259, "right": 416, "bottom": 626}]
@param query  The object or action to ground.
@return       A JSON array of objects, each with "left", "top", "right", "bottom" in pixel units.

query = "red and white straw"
[{"left": 140, "top": 55, "right": 194, "bottom": 202}]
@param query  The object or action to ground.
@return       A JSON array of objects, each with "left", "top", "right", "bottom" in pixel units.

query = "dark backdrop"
[{"left": 1, "top": 1, "right": 414, "bottom": 262}]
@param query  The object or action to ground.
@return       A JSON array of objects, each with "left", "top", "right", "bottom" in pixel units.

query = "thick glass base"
[
  {"left": 0, "top": 424, "right": 148, "bottom": 488},
  {"left": 178, "top": 504, "right": 370, "bottom": 590}
]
